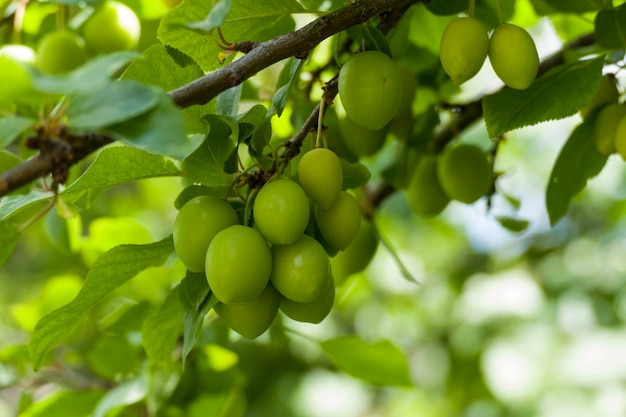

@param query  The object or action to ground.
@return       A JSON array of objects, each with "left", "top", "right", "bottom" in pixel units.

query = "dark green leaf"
[
  {"left": 250, "top": 116, "right": 272, "bottom": 155},
  {"left": 185, "top": 0, "right": 232, "bottom": 32},
  {"left": 495, "top": 216, "right": 530, "bottom": 233},
  {"left": 143, "top": 286, "right": 183, "bottom": 369},
  {"left": 546, "top": 118, "right": 607, "bottom": 225},
  {"left": 594, "top": 5, "right": 626, "bottom": 50},
  {"left": 483, "top": 57, "right": 604, "bottom": 138},
  {"left": 179, "top": 272, "right": 217, "bottom": 362},
  {"left": 426, "top": 0, "right": 467, "bottom": 15},
  {"left": 0, "top": 220, "right": 20, "bottom": 267},
  {"left": 544, "top": 0, "right": 602, "bottom": 13},
  {"left": 362, "top": 24, "right": 392, "bottom": 58},
  {"left": 321, "top": 336, "right": 412, "bottom": 386},
  {"left": 340, "top": 159, "right": 371, "bottom": 190},
  {"left": 66, "top": 80, "right": 160, "bottom": 130},
  {"left": 29, "top": 237, "right": 174, "bottom": 370},
  {"left": 0, "top": 116, "right": 34, "bottom": 149}
]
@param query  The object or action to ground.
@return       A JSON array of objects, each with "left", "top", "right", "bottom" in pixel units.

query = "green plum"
[
  {"left": 338, "top": 113, "right": 388, "bottom": 156},
  {"left": 330, "top": 220, "right": 378, "bottom": 284},
  {"left": 405, "top": 155, "right": 450, "bottom": 217},
  {"left": 270, "top": 234, "right": 331, "bottom": 303},
  {"left": 613, "top": 112, "right": 626, "bottom": 160},
  {"left": 0, "top": 56, "right": 33, "bottom": 103},
  {"left": 581, "top": 75, "right": 619, "bottom": 119},
  {"left": 36, "top": 30, "right": 86, "bottom": 74},
  {"left": 214, "top": 284, "right": 280, "bottom": 339},
  {"left": 488, "top": 23, "right": 539, "bottom": 90},
  {"left": 437, "top": 144, "right": 492, "bottom": 204},
  {"left": 338, "top": 50, "right": 403, "bottom": 131},
  {"left": 594, "top": 103, "right": 626, "bottom": 157},
  {"left": 298, "top": 148, "right": 343, "bottom": 209},
  {"left": 439, "top": 17, "right": 489, "bottom": 86},
  {"left": 280, "top": 276, "right": 335, "bottom": 324},
  {"left": 314, "top": 191, "right": 361, "bottom": 251},
  {"left": 173, "top": 195, "right": 239, "bottom": 272},
  {"left": 253, "top": 179, "right": 310, "bottom": 245},
  {"left": 83, "top": 1, "right": 141, "bottom": 53},
  {"left": 206, "top": 225, "right": 272, "bottom": 304}
]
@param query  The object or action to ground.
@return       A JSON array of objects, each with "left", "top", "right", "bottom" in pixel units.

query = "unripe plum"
[
  {"left": 580, "top": 75, "right": 619, "bottom": 119},
  {"left": 83, "top": 1, "right": 140, "bottom": 54},
  {"left": 314, "top": 191, "right": 361, "bottom": 251},
  {"left": 214, "top": 284, "right": 280, "bottom": 339},
  {"left": 36, "top": 30, "right": 86, "bottom": 74},
  {"left": 173, "top": 195, "right": 239, "bottom": 272},
  {"left": 338, "top": 50, "right": 403, "bottom": 131},
  {"left": 253, "top": 179, "right": 309, "bottom": 245},
  {"left": 338, "top": 114, "right": 388, "bottom": 156},
  {"left": 439, "top": 17, "right": 489, "bottom": 86},
  {"left": 270, "top": 234, "right": 331, "bottom": 303},
  {"left": 594, "top": 103, "right": 626, "bottom": 157},
  {"left": 330, "top": 220, "right": 378, "bottom": 283},
  {"left": 298, "top": 148, "right": 343, "bottom": 210},
  {"left": 280, "top": 276, "right": 335, "bottom": 324},
  {"left": 206, "top": 225, "right": 272, "bottom": 304},
  {"left": 613, "top": 113, "right": 626, "bottom": 160},
  {"left": 488, "top": 23, "right": 539, "bottom": 90},
  {"left": 406, "top": 155, "right": 450, "bottom": 217},
  {"left": 437, "top": 144, "right": 492, "bottom": 204}
]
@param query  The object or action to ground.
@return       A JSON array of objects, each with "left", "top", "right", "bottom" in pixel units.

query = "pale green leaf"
[
  {"left": 29, "top": 237, "right": 174, "bottom": 370},
  {"left": 483, "top": 57, "right": 604, "bottom": 138},
  {"left": 19, "top": 390, "right": 104, "bottom": 417},
  {"left": 0, "top": 220, "right": 20, "bottom": 267},
  {"left": 143, "top": 286, "right": 183, "bottom": 369},
  {"left": 0, "top": 116, "right": 34, "bottom": 149},
  {"left": 269, "top": 58, "right": 304, "bottom": 117},
  {"left": 179, "top": 272, "right": 217, "bottom": 362},
  {"left": 321, "top": 336, "right": 412, "bottom": 386},
  {"left": 217, "top": 85, "right": 242, "bottom": 119},
  {"left": 185, "top": 0, "right": 232, "bottom": 32},
  {"left": 91, "top": 373, "right": 149, "bottom": 417},
  {"left": 158, "top": 0, "right": 304, "bottom": 71},
  {"left": 546, "top": 118, "right": 607, "bottom": 225}
]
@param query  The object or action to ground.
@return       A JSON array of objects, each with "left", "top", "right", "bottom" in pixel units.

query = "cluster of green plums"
[
  {"left": 405, "top": 144, "right": 493, "bottom": 217},
  {"left": 440, "top": 16, "right": 539, "bottom": 89},
  {"left": 0, "top": 0, "right": 140, "bottom": 80},
  {"left": 173, "top": 148, "right": 376, "bottom": 339},
  {"left": 585, "top": 75, "right": 626, "bottom": 159}
]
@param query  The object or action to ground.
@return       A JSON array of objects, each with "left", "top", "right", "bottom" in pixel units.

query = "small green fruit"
[
  {"left": 488, "top": 23, "right": 539, "bottom": 90},
  {"left": 206, "top": 225, "right": 272, "bottom": 304},
  {"left": 314, "top": 191, "right": 361, "bottom": 251},
  {"left": 253, "top": 179, "right": 310, "bottom": 245},
  {"left": 437, "top": 144, "right": 492, "bottom": 204},
  {"left": 280, "top": 277, "right": 335, "bottom": 324},
  {"left": 331, "top": 220, "right": 378, "bottom": 283},
  {"left": 0, "top": 56, "right": 33, "bottom": 103},
  {"left": 338, "top": 50, "right": 403, "bottom": 131},
  {"left": 173, "top": 196, "right": 239, "bottom": 272},
  {"left": 439, "top": 17, "right": 489, "bottom": 86},
  {"left": 581, "top": 75, "right": 619, "bottom": 119},
  {"left": 594, "top": 103, "right": 626, "bottom": 157},
  {"left": 338, "top": 113, "right": 388, "bottom": 156},
  {"left": 406, "top": 155, "right": 450, "bottom": 217},
  {"left": 36, "top": 30, "right": 86, "bottom": 74},
  {"left": 83, "top": 1, "right": 141, "bottom": 53},
  {"left": 214, "top": 285, "right": 280, "bottom": 339},
  {"left": 613, "top": 113, "right": 626, "bottom": 160},
  {"left": 298, "top": 148, "right": 343, "bottom": 210},
  {"left": 271, "top": 235, "right": 331, "bottom": 303}
]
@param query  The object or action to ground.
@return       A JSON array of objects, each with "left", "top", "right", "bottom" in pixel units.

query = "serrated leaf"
[
  {"left": 483, "top": 57, "right": 604, "bottom": 138},
  {"left": 321, "top": 336, "right": 412, "bottom": 386},
  {"left": 29, "top": 237, "right": 174, "bottom": 370},
  {"left": 179, "top": 272, "right": 217, "bottom": 362},
  {"left": 66, "top": 80, "right": 160, "bottom": 130},
  {"left": 184, "top": 116, "right": 236, "bottom": 187},
  {"left": 91, "top": 373, "right": 149, "bottom": 417},
  {"left": 0, "top": 116, "right": 34, "bottom": 149},
  {"left": 185, "top": 0, "right": 232, "bottom": 32},
  {"left": 0, "top": 220, "right": 20, "bottom": 267},
  {"left": 106, "top": 92, "right": 199, "bottom": 158},
  {"left": 594, "top": 5, "right": 626, "bottom": 50},
  {"left": 362, "top": 24, "right": 392, "bottom": 57},
  {"left": 546, "top": 118, "right": 607, "bottom": 225},
  {"left": 269, "top": 58, "right": 304, "bottom": 117},
  {"left": 122, "top": 44, "right": 214, "bottom": 134},
  {"left": 143, "top": 286, "right": 183, "bottom": 369},
  {"left": 158, "top": 0, "right": 304, "bottom": 72},
  {"left": 340, "top": 159, "right": 371, "bottom": 190},
  {"left": 495, "top": 216, "right": 530, "bottom": 233}
]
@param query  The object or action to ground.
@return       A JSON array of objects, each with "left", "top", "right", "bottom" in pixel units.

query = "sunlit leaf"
[
  {"left": 91, "top": 373, "right": 149, "bottom": 417},
  {"left": 269, "top": 58, "right": 304, "bottom": 117},
  {"left": 0, "top": 220, "right": 20, "bottom": 267},
  {"left": 321, "top": 336, "right": 412, "bottom": 386},
  {"left": 185, "top": 0, "right": 232, "bottom": 32}
]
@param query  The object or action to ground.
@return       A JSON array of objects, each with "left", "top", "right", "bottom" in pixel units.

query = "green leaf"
[
  {"left": 122, "top": 44, "right": 214, "bottom": 134},
  {"left": 250, "top": 116, "right": 272, "bottom": 155},
  {"left": 594, "top": 5, "right": 626, "bottom": 50},
  {"left": 0, "top": 190, "right": 51, "bottom": 222},
  {"left": 340, "top": 159, "right": 371, "bottom": 190},
  {"left": 426, "top": 0, "right": 467, "bottom": 15},
  {"left": 321, "top": 336, "right": 412, "bottom": 386},
  {"left": 179, "top": 272, "right": 217, "bottom": 362},
  {"left": 184, "top": 115, "right": 236, "bottom": 187},
  {"left": 269, "top": 58, "right": 304, "bottom": 117},
  {"left": 0, "top": 116, "right": 34, "bottom": 149},
  {"left": 29, "top": 237, "right": 174, "bottom": 370},
  {"left": 546, "top": 118, "right": 607, "bottom": 225},
  {"left": 63, "top": 146, "right": 182, "bottom": 201},
  {"left": 217, "top": 85, "right": 242, "bottom": 119},
  {"left": 143, "top": 286, "right": 183, "bottom": 369},
  {"left": 185, "top": 0, "right": 232, "bottom": 32},
  {"left": 362, "top": 24, "right": 392, "bottom": 58},
  {"left": 91, "top": 373, "right": 149, "bottom": 417},
  {"left": 495, "top": 216, "right": 530, "bottom": 233},
  {"left": 106, "top": 92, "right": 200, "bottom": 158},
  {"left": 66, "top": 80, "right": 160, "bottom": 130},
  {"left": 483, "top": 57, "right": 605, "bottom": 138},
  {"left": 19, "top": 389, "right": 104, "bottom": 417},
  {"left": 238, "top": 104, "right": 268, "bottom": 142},
  {"left": 0, "top": 220, "right": 20, "bottom": 267},
  {"left": 543, "top": 0, "right": 602, "bottom": 13},
  {"left": 158, "top": 0, "right": 304, "bottom": 71}
]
